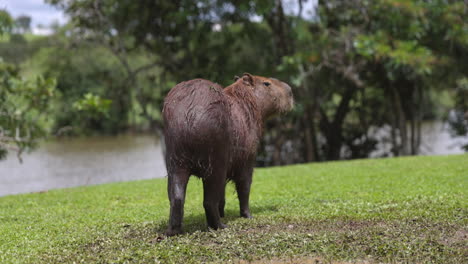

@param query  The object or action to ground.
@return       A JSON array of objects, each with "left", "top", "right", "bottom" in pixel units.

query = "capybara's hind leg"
[
  {"left": 236, "top": 168, "right": 253, "bottom": 218},
  {"left": 219, "top": 181, "right": 227, "bottom": 217},
  {"left": 166, "top": 168, "right": 190, "bottom": 236},
  {"left": 218, "top": 197, "right": 225, "bottom": 218},
  {"left": 203, "top": 171, "right": 227, "bottom": 230}
]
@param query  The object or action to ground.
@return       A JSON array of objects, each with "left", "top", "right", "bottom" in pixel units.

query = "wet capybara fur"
[{"left": 163, "top": 73, "right": 294, "bottom": 236}]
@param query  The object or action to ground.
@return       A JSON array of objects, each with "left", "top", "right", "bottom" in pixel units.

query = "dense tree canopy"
[{"left": 1, "top": 0, "right": 466, "bottom": 163}]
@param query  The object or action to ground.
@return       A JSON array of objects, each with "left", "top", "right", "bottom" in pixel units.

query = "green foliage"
[
  {"left": 0, "top": 9, "right": 56, "bottom": 160},
  {"left": 0, "top": 61, "right": 56, "bottom": 160},
  {"left": 0, "top": 155, "right": 466, "bottom": 262},
  {"left": 0, "top": 12, "right": 44, "bottom": 65},
  {"left": 14, "top": 15, "right": 31, "bottom": 34},
  {"left": 31, "top": 34, "right": 129, "bottom": 134},
  {"left": 354, "top": 33, "right": 436, "bottom": 74},
  {"left": 73, "top": 93, "right": 112, "bottom": 117},
  {"left": 273, "top": 0, "right": 468, "bottom": 160},
  {"left": 448, "top": 77, "right": 468, "bottom": 150},
  {"left": 0, "top": 33, "right": 32, "bottom": 65},
  {"left": 0, "top": 10, "right": 12, "bottom": 35},
  {"left": 5, "top": 0, "right": 467, "bottom": 161}
]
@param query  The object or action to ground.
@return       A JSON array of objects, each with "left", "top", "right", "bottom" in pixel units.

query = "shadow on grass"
[{"left": 151, "top": 203, "right": 279, "bottom": 235}]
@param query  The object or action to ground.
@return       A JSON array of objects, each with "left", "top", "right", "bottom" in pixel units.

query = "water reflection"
[
  {"left": 419, "top": 122, "right": 467, "bottom": 154},
  {"left": 370, "top": 122, "right": 467, "bottom": 157},
  {"left": 0, "top": 135, "right": 166, "bottom": 197}
]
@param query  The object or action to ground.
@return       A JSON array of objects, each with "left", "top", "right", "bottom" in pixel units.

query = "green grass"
[{"left": 0, "top": 155, "right": 467, "bottom": 263}]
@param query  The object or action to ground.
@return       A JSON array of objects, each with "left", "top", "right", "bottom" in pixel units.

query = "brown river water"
[
  {"left": 0, "top": 134, "right": 166, "bottom": 196},
  {"left": 0, "top": 122, "right": 465, "bottom": 197}
]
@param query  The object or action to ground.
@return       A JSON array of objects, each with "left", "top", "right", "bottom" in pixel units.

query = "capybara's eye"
[{"left": 263, "top": 81, "right": 271, "bottom": 87}]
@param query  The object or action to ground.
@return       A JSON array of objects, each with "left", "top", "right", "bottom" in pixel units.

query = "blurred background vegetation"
[{"left": 0, "top": 0, "right": 467, "bottom": 165}]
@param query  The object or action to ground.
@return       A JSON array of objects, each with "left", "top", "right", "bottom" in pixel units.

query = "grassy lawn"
[{"left": 0, "top": 155, "right": 466, "bottom": 263}]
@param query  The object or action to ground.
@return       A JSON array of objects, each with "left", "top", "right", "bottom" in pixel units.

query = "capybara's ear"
[
  {"left": 242, "top": 73, "right": 254, "bottom": 86},
  {"left": 234, "top": 75, "right": 240, "bottom": 81}
]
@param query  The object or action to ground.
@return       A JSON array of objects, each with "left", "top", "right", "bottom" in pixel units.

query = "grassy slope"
[
  {"left": 0, "top": 155, "right": 466, "bottom": 263},
  {"left": 0, "top": 33, "right": 45, "bottom": 42}
]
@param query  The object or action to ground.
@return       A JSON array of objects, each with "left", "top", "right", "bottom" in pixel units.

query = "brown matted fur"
[{"left": 163, "top": 73, "right": 293, "bottom": 236}]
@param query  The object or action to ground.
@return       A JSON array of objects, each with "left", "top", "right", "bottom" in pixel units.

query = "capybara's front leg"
[
  {"left": 203, "top": 175, "right": 227, "bottom": 230},
  {"left": 236, "top": 167, "right": 253, "bottom": 218},
  {"left": 166, "top": 168, "right": 189, "bottom": 236}
]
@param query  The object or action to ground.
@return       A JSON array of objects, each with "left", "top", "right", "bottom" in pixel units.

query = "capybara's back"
[{"left": 162, "top": 79, "right": 231, "bottom": 177}]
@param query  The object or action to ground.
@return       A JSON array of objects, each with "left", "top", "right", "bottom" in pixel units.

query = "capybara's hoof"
[
  {"left": 241, "top": 212, "right": 253, "bottom": 219},
  {"left": 165, "top": 228, "right": 182, "bottom": 236},
  {"left": 208, "top": 223, "right": 228, "bottom": 230}
]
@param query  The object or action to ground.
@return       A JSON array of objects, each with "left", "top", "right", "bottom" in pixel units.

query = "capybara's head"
[{"left": 235, "top": 73, "right": 294, "bottom": 117}]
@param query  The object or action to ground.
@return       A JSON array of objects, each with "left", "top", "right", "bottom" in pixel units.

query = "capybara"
[{"left": 163, "top": 73, "right": 293, "bottom": 236}]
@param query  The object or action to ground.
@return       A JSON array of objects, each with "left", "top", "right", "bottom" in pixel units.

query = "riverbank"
[
  {"left": 0, "top": 155, "right": 466, "bottom": 263},
  {"left": 1, "top": 121, "right": 465, "bottom": 196}
]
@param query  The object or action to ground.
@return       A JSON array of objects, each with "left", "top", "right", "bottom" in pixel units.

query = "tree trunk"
[
  {"left": 320, "top": 85, "right": 357, "bottom": 160},
  {"left": 414, "top": 85, "right": 423, "bottom": 154},
  {"left": 303, "top": 107, "right": 319, "bottom": 162},
  {"left": 303, "top": 118, "right": 315, "bottom": 161},
  {"left": 265, "top": 0, "right": 294, "bottom": 62},
  {"left": 326, "top": 127, "right": 343, "bottom": 160},
  {"left": 410, "top": 111, "right": 416, "bottom": 155},
  {"left": 390, "top": 84, "right": 409, "bottom": 156}
]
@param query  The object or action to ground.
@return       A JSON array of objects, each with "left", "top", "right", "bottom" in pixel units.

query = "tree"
[
  {"left": 0, "top": 11, "right": 56, "bottom": 161},
  {"left": 47, "top": 0, "right": 279, "bottom": 132},
  {"left": 14, "top": 15, "right": 31, "bottom": 34},
  {"left": 264, "top": 0, "right": 468, "bottom": 163},
  {"left": 33, "top": 29, "right": 126, "bottom": 134},
  {"left": 448, "top": 78, "right": 468, "bottom": 151},
  {"left": 42, "top": 0, "right": 467, "bottom": 164}
]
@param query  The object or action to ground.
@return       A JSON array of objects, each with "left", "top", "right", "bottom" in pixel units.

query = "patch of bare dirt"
[
  {"left": 440, "top": 228, "right": 468, "bottom": 246},
  {"left": 240, "top": 220, "right": 384, "bottom": 235},
  {"left": 233, "top": 257, "right": 372, "bottom": 264}
]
